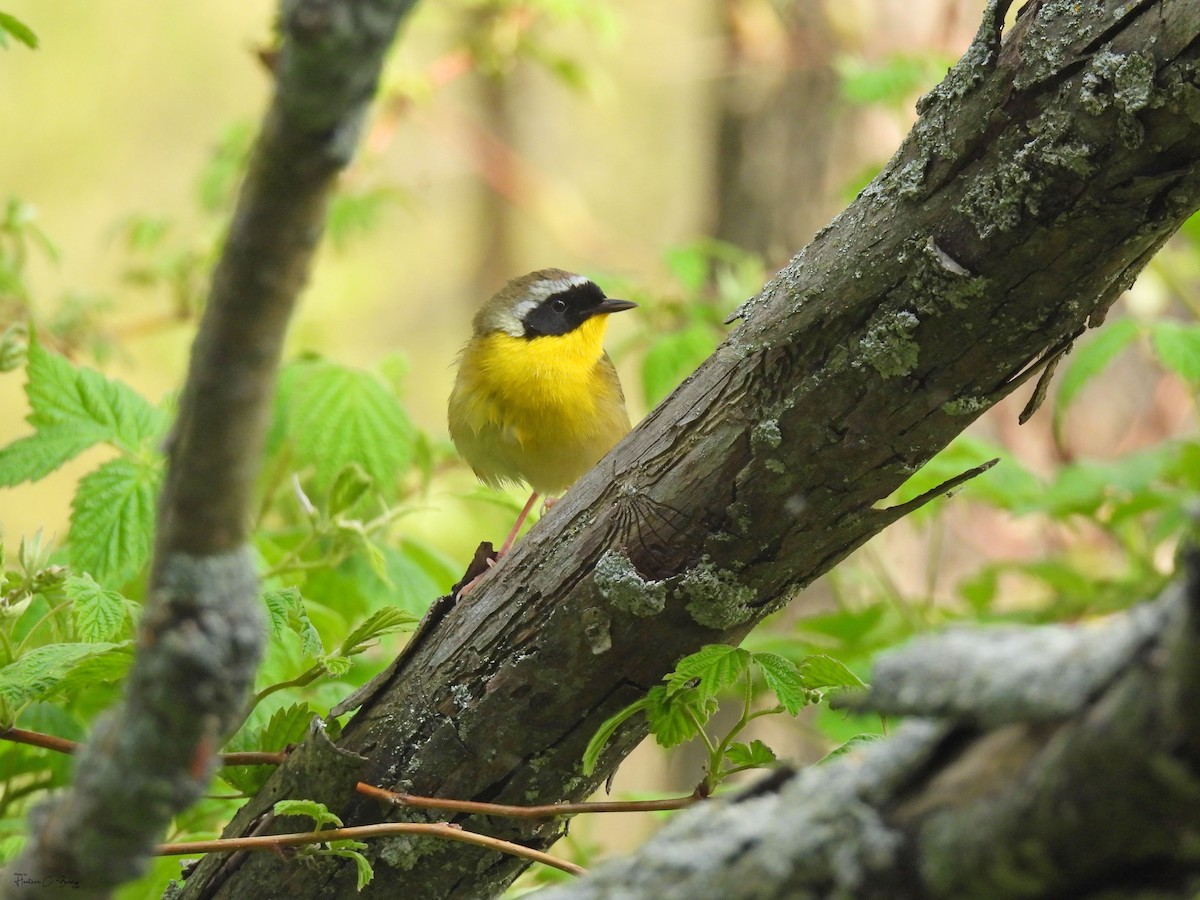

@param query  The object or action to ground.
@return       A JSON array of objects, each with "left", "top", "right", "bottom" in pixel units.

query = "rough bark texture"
[
  {"left": 176, "top": 0, "right": 1200, "bottom": 897},
  {"left": 0, "top": 1, "right": 418, "bottom": 897},
  {"left": 538, "top": 548, "right": 1200, "bottom": 898}
]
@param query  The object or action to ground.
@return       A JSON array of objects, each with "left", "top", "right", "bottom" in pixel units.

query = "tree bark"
[
  {"left": 1, "top": 1, "right": 418, "bottom": 897},
  {"left": 176, "top": 0, "right": 1200, "bottom": 897}
]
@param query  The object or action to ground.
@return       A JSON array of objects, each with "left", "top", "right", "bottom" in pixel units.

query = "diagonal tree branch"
[
  {"left": 174, "top": 0, "right": 1200, "bottom": 897},
  {"left": 1, "top": 2, "right": 418, "bottom": 897}
]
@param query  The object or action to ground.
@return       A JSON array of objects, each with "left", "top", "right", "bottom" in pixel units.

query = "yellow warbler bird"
[{"left": 449, "top": 268, "right": 636, "bottom": 563}]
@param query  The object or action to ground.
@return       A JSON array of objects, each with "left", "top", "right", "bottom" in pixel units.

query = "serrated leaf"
[
  {"left": 26, "top": 340, "right": 163, "bottom": 452},
  {"left": 724, "top": 739, "right": 777, "bottom": 769},
  {"left": 646, "top": 684, "right": 718, "bottom": 749},
  {"left": 799, "top": 654, "right": 867, "bottom": 691},
  {"left": 274, "top": 798, "right": 342, "bottom": 829},
  {"left": 221, "top": 702, "right": 316, "bottom": 794},
  {"left": 1055, "top": 319, "right": 1140, "bottom": 431},
  {"left": 1150, "top": 320, "right": 1200, "bottom": 386},
  {"left": 582, "top": 696, "right": 652, "bottom": 775},
  {"left": 0, "top": 428, "right": 100, "bottom": 486},
  {"left": 0, "top": 642, "right": 124, "bottom": 718},
  {"left": 753, "top": 651, "right": 809, "bottom": 715},
  {"left": 339, "top": 607, "right": 418, "bottom": 657},
  {"left": 819, "top": 732, "right": 884, "bottom": 764},
  {"left": 0, "top": 12, "right": 38, "bottom": 49},
  {"left": 263, "top": 588, "right": 324, "bottom": 658},
  {"left": 286, "top": 360, "right": 416, "bottom": 497},
  {"left": 52, "top": 642, "right": 134, "bottom": 698},
  {"left": 259, "top": 702, "right": 316, "bottom": 751},
  {"left": 322, "top": 655, "right": 352, "bottom": 677},
  {"left": 66, "top": 574, "right": 128, "bottom": 642},
  {"left": 68, "top": 457, "right": 160, "bottom": 585},
  {"left": 666, "top": 645, "right": 751, "bottom": 700}
]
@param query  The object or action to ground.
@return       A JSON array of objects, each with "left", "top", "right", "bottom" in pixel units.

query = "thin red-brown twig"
[
  {"left": 356, "top": 781, "right": 702, "bottom": 818},
  {"left": 157, "top": 822, "right": 584, "bottom": 876},
  {"left": 1, "top": 727, "right": 287, "bottom": 767}
]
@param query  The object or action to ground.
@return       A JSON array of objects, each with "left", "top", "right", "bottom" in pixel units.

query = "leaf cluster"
[{"left": 583, "top": 645, "right": 866, "bottom": 794}]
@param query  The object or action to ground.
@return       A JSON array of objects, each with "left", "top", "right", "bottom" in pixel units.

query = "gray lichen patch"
[
  {"left": 680, "top": 559, "right": 756, "bottom": 630},
  {"left": 905, "top": 238, "right": 992, "bottom": 314},
  {"left": 1081, "top": 49, "right": 1158, "bottom": 148},
  {"left": 594, "top": 550, "right": 667, "bottom": 618},
  {"left": 958, "top": 108, "right": 1096, "bottom": 239},
  {"left": 751, "top": 419, "right": 783, "bottom": 451},
  {"left": 941, "top": 395, "right": 989, "bottom": 416},
  {"left": 856, "top": 311, "right": 920, "bottom": 379}
]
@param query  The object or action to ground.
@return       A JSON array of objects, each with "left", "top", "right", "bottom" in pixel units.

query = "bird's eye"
[{"left": 551, "top": 298, "right": 567, "bottom": 313}]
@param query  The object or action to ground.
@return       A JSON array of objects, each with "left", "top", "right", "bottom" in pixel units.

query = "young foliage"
[
  {"left": 273, "top": 798, "right": 374, "bottom": 891},
  {"left": 583, "top": 645, "right": 860, "bottom": 793}
]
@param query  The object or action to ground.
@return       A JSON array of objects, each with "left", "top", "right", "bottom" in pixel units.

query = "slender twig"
[
  {"left": 0, "top": 727, "right": 287, "bottom": 767},
  {"left": 356, "top": 782, "right": 701, "bottom": 818},
  {"left": 1, "top": 727, "right": 77, "bottom": 756},
  {"left": 157, "top": 822, "right": 585, "bottom": 876}
]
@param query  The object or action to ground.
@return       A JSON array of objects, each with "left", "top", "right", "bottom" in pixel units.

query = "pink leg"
[{"left": 498, "top": 491, "right": 539, "bottom": 558}]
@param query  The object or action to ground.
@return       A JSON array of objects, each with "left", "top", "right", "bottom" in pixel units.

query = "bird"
[{"left": 448, "top": 268, "right": 637, "bottom": 578}]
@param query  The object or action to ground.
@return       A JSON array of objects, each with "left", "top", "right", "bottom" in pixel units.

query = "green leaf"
[
  {"left": 26, "top": 339, "right": 163, "bottom": 452},
  {"left": 273, "top": 798, "right": 342, "bottom": 829},
  {"left": 1054, "top": 319, "right": 1140, "bottom": 431},
  {"left": 285, "top": 360, "right": 417, "bottom": 498},
  {"left": 641, "top": 322, "right": 718, "bottom": 407},
  {"left": 263, "top": 587, "right": 324, "bottom": 658},
  {"left": 663, "top": 244, "right": 710, "bottom": 294},
  {"left": 836, "top": 52, "right": 953, "bottom": 107},
  {"left": 326, "top": 187, "right": 404, "bottom": 250},
  {"left": 66, "top": 574, "right": 128, "bottom": 642},
  {"left": 321, "top": 845, "right": 374, "bottom": 891},
  {"left": 0, "top": 12, "right": 38, "bottom": 49},
  {"left": 51, "top": 642, "right": 135, "bottom": 698},
  {"left": 1019, "top": 446, "right": 1177, "bottom": 518},
  {"left": 723, "top": 739, "right": 777, "bottom": 769},
  {"left": 258, "top": 702, "right": 316, "bottom": 751},
  {"left": 799, "top": 654, "right": 867, "bottom": 691},
  {"left": 890, "top": 436, "right": 1043, "bottom": 515},
  {"left": 68, "top": 456, "right": 160, "bottom": 585},
  {"left": 753, "top": 652, "right": 808, "bottom": 715},
  {"left": 0, "top": 642, "right": 124, "bottom": 718},
  {"left": 582, "top": 696, "right": 652, "bottom": 775},
  {"left": 327, "top": 463, "right": 374, "bottom": 516},
  {"left": 0, "top": 428, "right": 101, "bottom": 486},
  {"left": 1150, "top": 320, "right": 1200, "bottom": 386},
  {"left": 322, "top": 655, "right": 352, "bottom": 677},
  {"left": 819, "top": 732, "right": 884, "bottom": 764},
  {"left": 221, "top": 702, "right": 316, "bottom": 794},
  {"left": 339, "top": 607, "right": 418, "bottom": 657},
  {"left": 666, "top": 645, "right": 751, "bottom": 700},
  {"left": 646, "top": 684, "right": 718, "bottom": 749}
]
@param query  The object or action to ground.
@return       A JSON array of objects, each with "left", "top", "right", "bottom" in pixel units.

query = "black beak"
[{"left": 594, "top": 298, "right": 638, "bottom": 315}]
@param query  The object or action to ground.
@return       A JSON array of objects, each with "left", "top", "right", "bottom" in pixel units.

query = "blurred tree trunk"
[
  {"left": 174, "top": 0, "right": 1200, "bottom": 898},
  {"left": 712, "top": 0, "right": 842, "bottom": 263}
]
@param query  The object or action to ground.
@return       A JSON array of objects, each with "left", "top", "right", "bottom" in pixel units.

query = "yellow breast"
[{"left": 448, "top": 316, "right": 629, "bottom": 495}]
